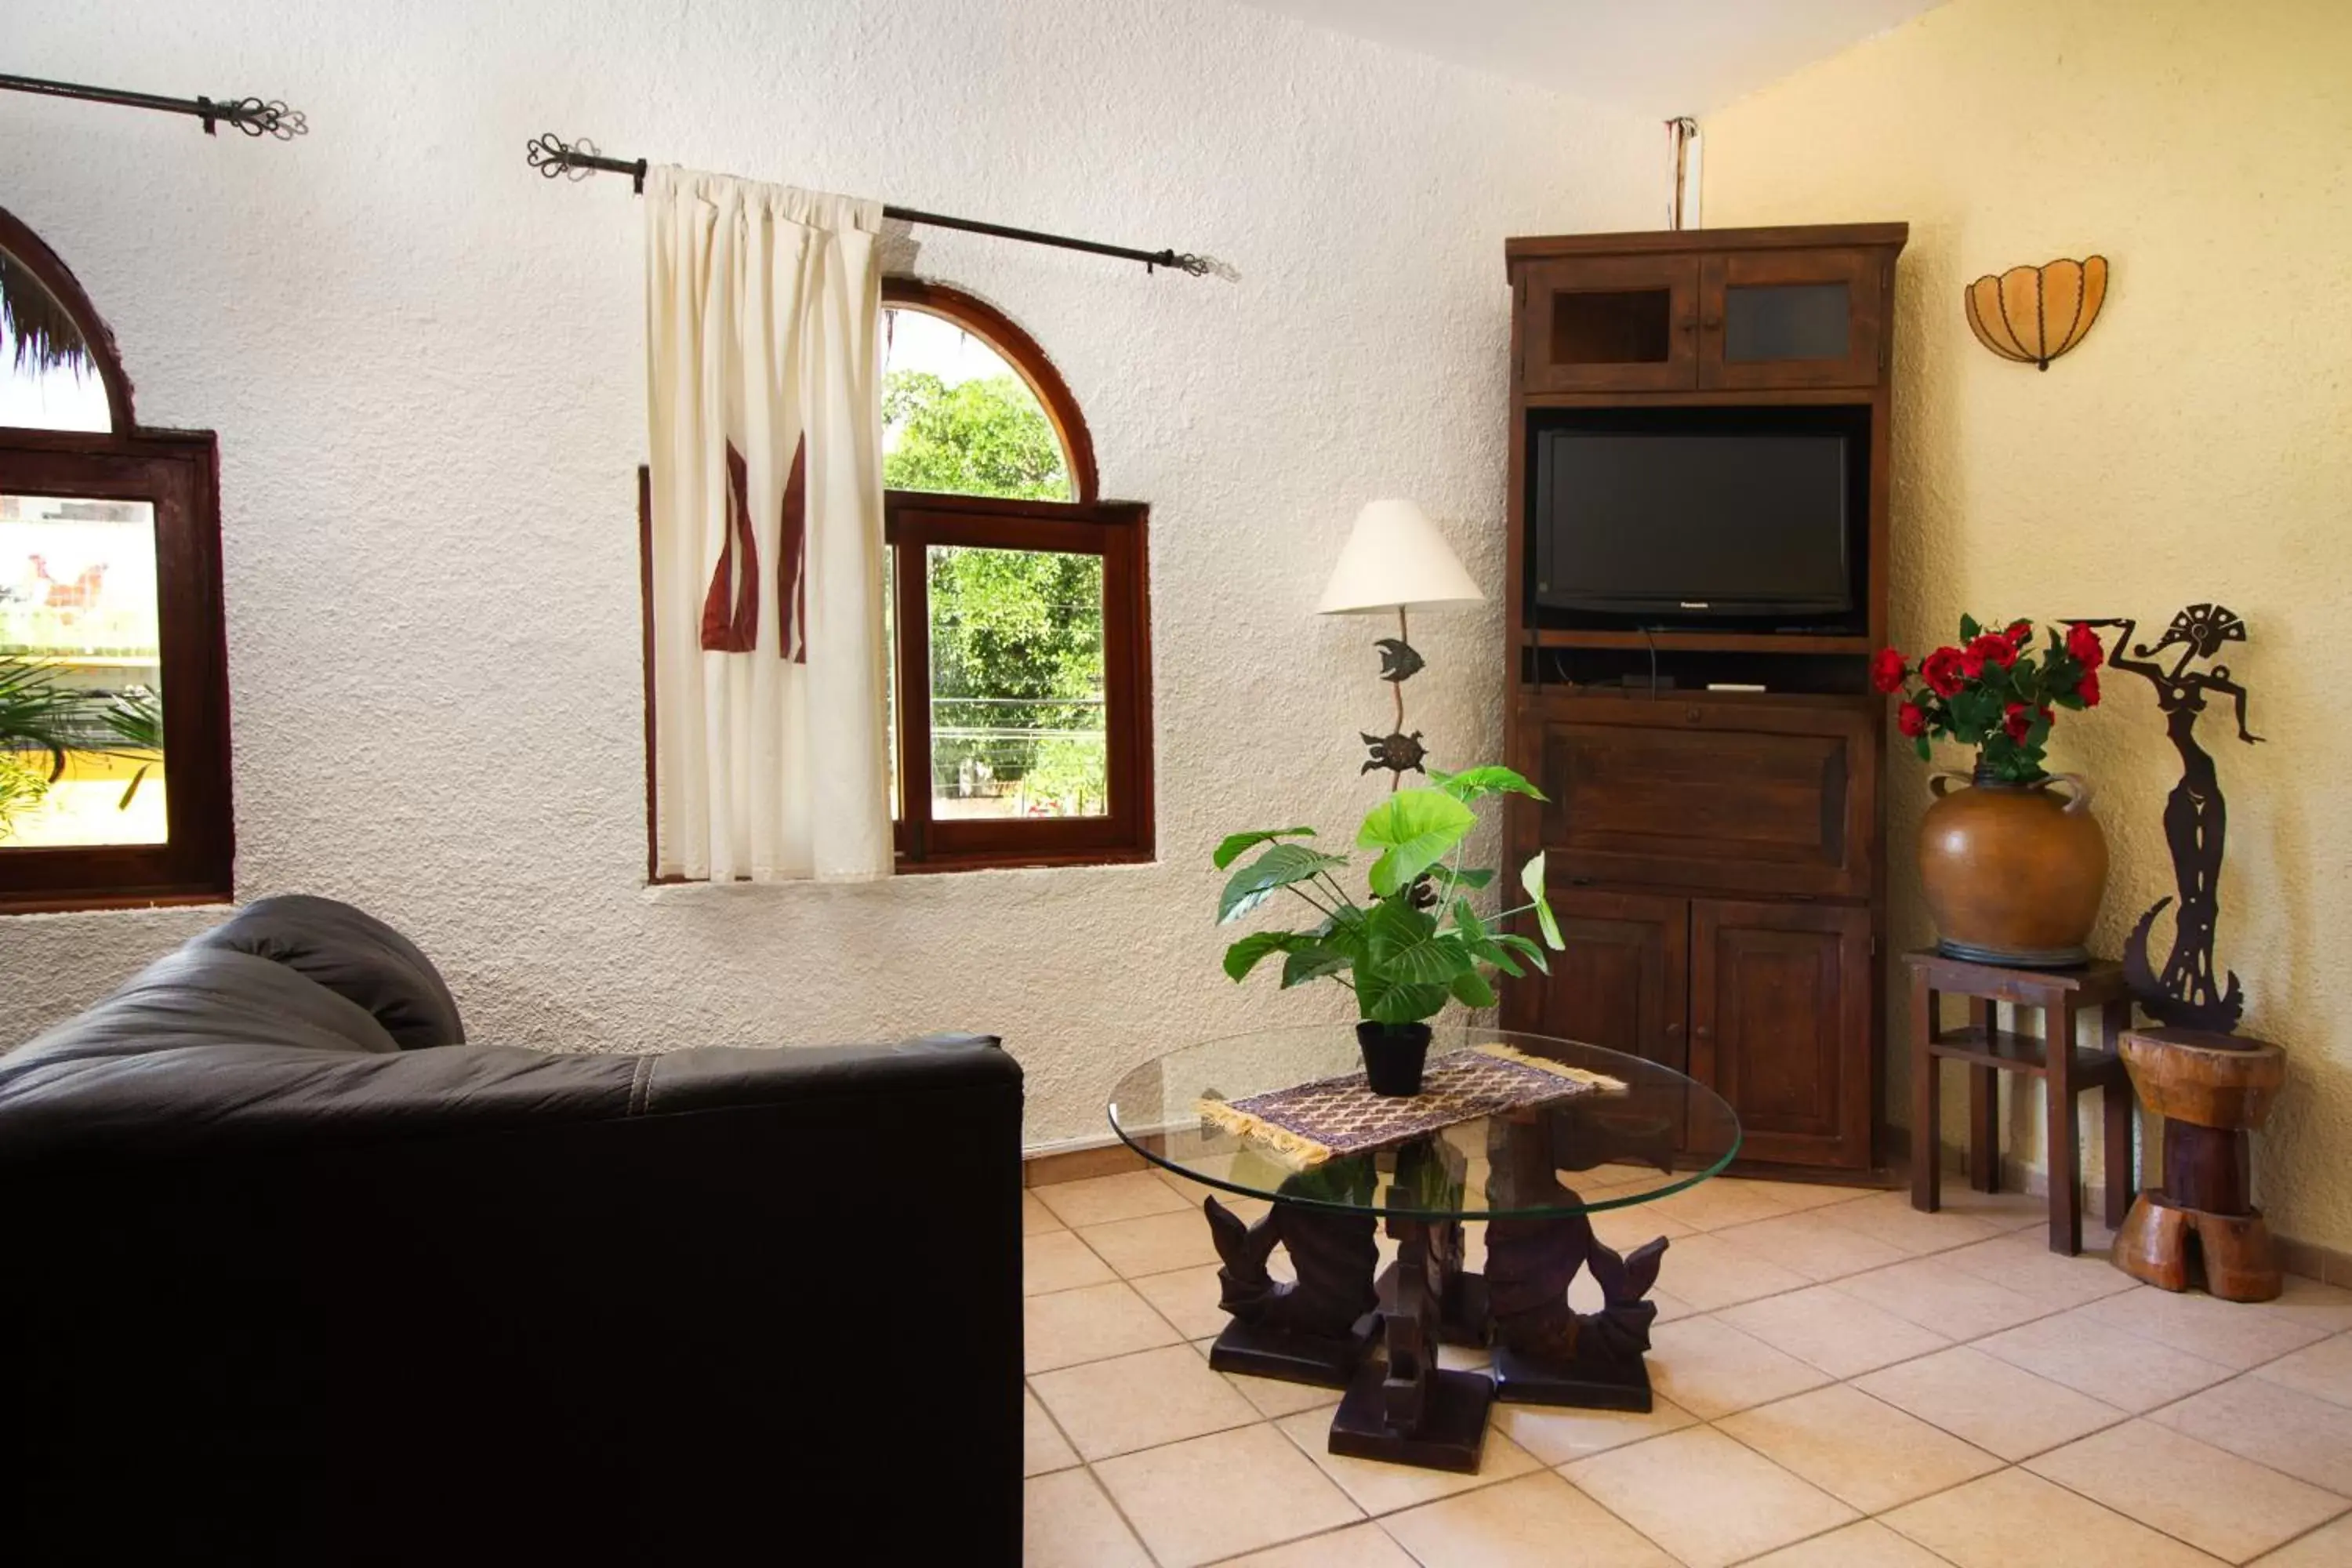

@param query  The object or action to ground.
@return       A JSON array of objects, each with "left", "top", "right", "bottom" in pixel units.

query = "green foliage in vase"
[
  {"left": 1213, "top": 766, "right": 1566, "bottom": 1026},
  {"left": 1875, "top": 615, "right": 2106, "bottom": 784}
]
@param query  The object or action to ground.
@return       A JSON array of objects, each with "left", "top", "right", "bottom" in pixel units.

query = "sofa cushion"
[
  {"left": 4, "top": 947, "right": 401, "bottom": 1076},
  {"left": 189, "top": 894, "right": 464, "bottom": 1048}
]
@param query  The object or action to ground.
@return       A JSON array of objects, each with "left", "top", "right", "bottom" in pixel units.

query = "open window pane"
[
  {"left": 1, "top": 250, "right": 111, "bottom": 433},
  {"left": 1, "top": 492, "right": 166, "bottom": 847},
  {"left": 883, "top": 308, "right": 1074, "bottom": 503},
  {"left": 927, "top": 544, "right": 1106, "bottom": 820}
]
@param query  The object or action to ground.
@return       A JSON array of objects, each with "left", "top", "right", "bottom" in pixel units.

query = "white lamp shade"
[{"left": 1316, "top": 499, "right": 1486, "bottom": 615}]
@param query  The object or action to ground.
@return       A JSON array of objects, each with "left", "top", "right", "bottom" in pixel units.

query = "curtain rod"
[
  {"left": 525, "top": 133, "right": 1208, "bottom": 277},
  {"left": 0, "top": 72, "right": 306, "bottom": 139}
]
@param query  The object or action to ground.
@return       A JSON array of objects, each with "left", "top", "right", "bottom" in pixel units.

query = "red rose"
[
  {"left": 1871, "top": 648, "right": 1907, "bottom": 694},
  {"left": 2005, "top": 619, "right": 2034, "bottom": 647},
  {"left": 1921, "top": 647, "right": 1965, "bottom": 696},
  {"left": 1897, "top": 701, "right": 1927, "bottom": 739},
  {"left": 2067, "top": 622, "right": 2105, "bottom": 670},
  {"left": 2002, "top": 702, "right": 2033, "bottom": 742},
  {"left": 1966, "top": 633, "right": 2020, "bottom": 672},
  {"left": 2078, "top": 668, "right": 2100, "bottom": 707}
]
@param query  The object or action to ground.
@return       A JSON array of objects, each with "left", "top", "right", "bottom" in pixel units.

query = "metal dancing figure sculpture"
[{"left": 2087, "top": 605, "right": 2263, "bottom": 1032}]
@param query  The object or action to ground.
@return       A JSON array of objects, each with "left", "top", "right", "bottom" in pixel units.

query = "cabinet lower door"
[
  {"left": 1518, "top": 887, "right": 1690, "bottom": 1075},
  {"left": 1690, "top": 898, "right": 1874, "bottom": 1169}
]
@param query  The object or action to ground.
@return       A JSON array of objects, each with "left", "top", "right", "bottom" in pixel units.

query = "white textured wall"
[{"left": 0, "top": 0, "right": 1657, "bottom": 1145}]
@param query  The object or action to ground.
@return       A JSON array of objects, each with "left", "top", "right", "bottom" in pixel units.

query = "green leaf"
[
  {"left": 1364, "top": 900, "right": 1474, "bottom": 985},
  {"left": 1281, "top": 943, "right": 1354, "bottom": 989},
  {"left": 1519, "top": 856, "right": 1565, "bottom": 950},
  {"left": 1450, "top": 902, "right": 1523, "bottom": 978},
  {"left": 1959, "top": 613, "right": 1981, "bottom": 641},
  {"left": 1493, "top": 932, "right": 1550, "bottom": 975},
  {"left": 1211, "top": 826, "right": 1316, "bottom": 870},
  {"left": 1432, "top": 866, "right": 1495, "bottom": 891},
  {"left": 1222, "top": 932, "right": 1308, "bottom": 982},
  {"left": 1218, "top": 843, "right": 1348, "bottom": 924},
  {"left": 1357, "top": 970, "right": 1452, "bottom": 1025},
  {"left": 1427, "top": 764, "right": 1548, "bottom": 804},
  {"left": 1450, "top": 968, "right": 1497, "bottom": 1007},
  {"left": 1357, "top": 788, "right": 1476, "bottom": 898}
]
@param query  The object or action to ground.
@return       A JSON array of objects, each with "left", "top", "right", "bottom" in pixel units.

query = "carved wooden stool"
[{"left": 2113, "top": 1027, "right": 2285, "bottom": 1302}]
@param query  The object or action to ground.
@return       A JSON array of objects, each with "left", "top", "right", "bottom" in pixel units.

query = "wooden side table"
[{"left": 1904, "top": 951, "right": 2136, "bottom": 1254}]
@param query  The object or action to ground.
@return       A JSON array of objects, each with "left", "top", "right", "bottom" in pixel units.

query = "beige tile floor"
[{"left": 1022, "top": 1170, "right": 2352, "bottom": 1567}]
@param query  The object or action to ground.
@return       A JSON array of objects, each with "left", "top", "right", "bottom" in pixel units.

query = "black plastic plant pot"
[{"left": 1356, "top": 1020, "right": 1433, "bottom": 1098}]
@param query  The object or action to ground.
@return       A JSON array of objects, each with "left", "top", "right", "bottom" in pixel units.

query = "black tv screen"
[{"left": 1534, "top": 428, "right": 1853, "bottom": 621}]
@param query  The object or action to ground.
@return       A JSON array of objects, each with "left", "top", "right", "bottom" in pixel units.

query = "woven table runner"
[{"left": 1195, "top": 1044, "right": 1624, "bottom": 1169}]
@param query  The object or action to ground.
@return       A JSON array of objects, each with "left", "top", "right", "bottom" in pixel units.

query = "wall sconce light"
[{"left": 1965, "top": 256, "right": 2108, "bottom": 370}]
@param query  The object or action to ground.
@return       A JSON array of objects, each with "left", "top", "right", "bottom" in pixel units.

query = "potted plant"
[
  {"left": 1875, "top": 616, "right": 2108, "bottom": 967},
  {"left": 1213, "top": 765, "right": 1566, "bottom": 1096}
]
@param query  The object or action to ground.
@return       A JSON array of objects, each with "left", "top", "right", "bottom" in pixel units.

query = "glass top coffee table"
[{"left": 1109, "top": 1025, "right": 1740, "bottom": 1472}]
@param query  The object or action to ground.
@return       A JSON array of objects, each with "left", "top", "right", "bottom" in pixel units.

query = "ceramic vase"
[{"left": 1918, "top": 762, "right": 2108, "bottom": 967}]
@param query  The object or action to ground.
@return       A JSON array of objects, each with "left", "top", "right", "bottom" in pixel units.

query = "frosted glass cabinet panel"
[{"left": 1700, "top": 249, "right": 1884, "bottom": 389}]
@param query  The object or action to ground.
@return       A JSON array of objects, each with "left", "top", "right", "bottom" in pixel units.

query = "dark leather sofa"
[{"left": 0, "top": 895, "right": 1024, "bottom": 1566}]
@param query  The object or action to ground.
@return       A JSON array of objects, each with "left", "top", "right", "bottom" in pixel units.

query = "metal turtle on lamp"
[{"left": 1318, "top": 499, "right": 1486, "bottom": 787}]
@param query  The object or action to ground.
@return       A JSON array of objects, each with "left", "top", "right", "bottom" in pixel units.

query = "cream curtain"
[{"left": 644, "top": 166, "right": 892, "bottom": 882}]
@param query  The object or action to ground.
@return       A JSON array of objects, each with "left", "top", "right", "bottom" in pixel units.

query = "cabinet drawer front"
[
  {"left": 1534, "top": 706, "right": 1875, "bottom": 899},
  {"left": 1692, "top": 898, "right": 1873, "bottom": 1168}
]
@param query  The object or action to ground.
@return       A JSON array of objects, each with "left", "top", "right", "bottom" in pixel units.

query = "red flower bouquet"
[{"left": 1874, "top": 615, "right": 2103, "bottom": 782}]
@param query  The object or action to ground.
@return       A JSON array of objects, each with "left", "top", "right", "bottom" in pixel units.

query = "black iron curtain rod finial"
[
  {"left": 0, "top": 74, "right": 306, "bottom": 139},
  {"left": 523, "top": 130, "right": 1210, "bottom": 276}
]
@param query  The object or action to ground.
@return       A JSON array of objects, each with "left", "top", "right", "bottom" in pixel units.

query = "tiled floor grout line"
[
  {"left": 2022, "top": 1448, "right": 2350, "bottom": 1565},
  {"left": 1034, "top": 1174, "right": 2350, "bottom": 1566}
]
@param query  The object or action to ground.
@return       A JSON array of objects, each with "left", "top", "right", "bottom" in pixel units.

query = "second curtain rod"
[{"left": 525, "top": 133, "right": 1209, "bottom": 277}]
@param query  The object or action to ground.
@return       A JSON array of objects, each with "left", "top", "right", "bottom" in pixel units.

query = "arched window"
[
  {"left": 0, "top": 207, "right": 233, "bottom": 909},
  {"left": 879, "top": 281, "right": 1150, "bottom": 869}
]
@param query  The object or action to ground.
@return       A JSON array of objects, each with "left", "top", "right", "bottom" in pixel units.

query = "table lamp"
[{"left": 1317, "top": 498, "right": 1486, "bottom": 786}]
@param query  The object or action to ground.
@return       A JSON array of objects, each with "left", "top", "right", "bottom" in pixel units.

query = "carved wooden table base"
[
  {"left": 1203, "top": 1195, "right": 1379, "bottom": 1385},
  {"left": 1200, "top": 1132, "right": 1674, "bottom": 1470}
]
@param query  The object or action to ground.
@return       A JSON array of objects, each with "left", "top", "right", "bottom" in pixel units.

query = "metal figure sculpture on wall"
[{"left": 2085, "top": 605, "right": 2263, "bottom": 1032}]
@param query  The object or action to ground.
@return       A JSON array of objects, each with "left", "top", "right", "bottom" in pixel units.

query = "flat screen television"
[{"left": 1532, "top": 411, "right": 1864, "bottom": 630}]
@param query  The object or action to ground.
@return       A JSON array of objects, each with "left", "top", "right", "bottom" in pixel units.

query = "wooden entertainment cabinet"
[{"left": 1500, "top": 223, "right": 1907, "bottom": 1176}]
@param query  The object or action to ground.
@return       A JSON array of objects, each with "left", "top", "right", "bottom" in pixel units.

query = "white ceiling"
[{"left": 1236, "top": 0, "right": 1944, "bottom": 117}]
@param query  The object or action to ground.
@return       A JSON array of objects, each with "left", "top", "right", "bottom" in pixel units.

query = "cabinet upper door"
[
  {"left": 1698, "top": 248, "right": 1886, "bottom": 390},
  {"left": 1514, "top": 887, "right": 1690, "bottom": 1076},
  {"left": 1691, "top": 898, "right": 1874, "bottom": 1169},
  {"left": 1519, "top": 256, "right": 1701, "bottom": 393}
]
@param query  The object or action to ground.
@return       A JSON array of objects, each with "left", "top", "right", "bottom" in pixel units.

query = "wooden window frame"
[
  {"left": 881, "top": 280, "right": 1151, "bottom": 873},
  {"left": 0, "top": 206, "right": 234, "bottom": 913}
]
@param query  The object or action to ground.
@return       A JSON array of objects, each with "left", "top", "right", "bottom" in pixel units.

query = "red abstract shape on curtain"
[{"left": 701, "top": 437, "right": 808, "bottom": 662}]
